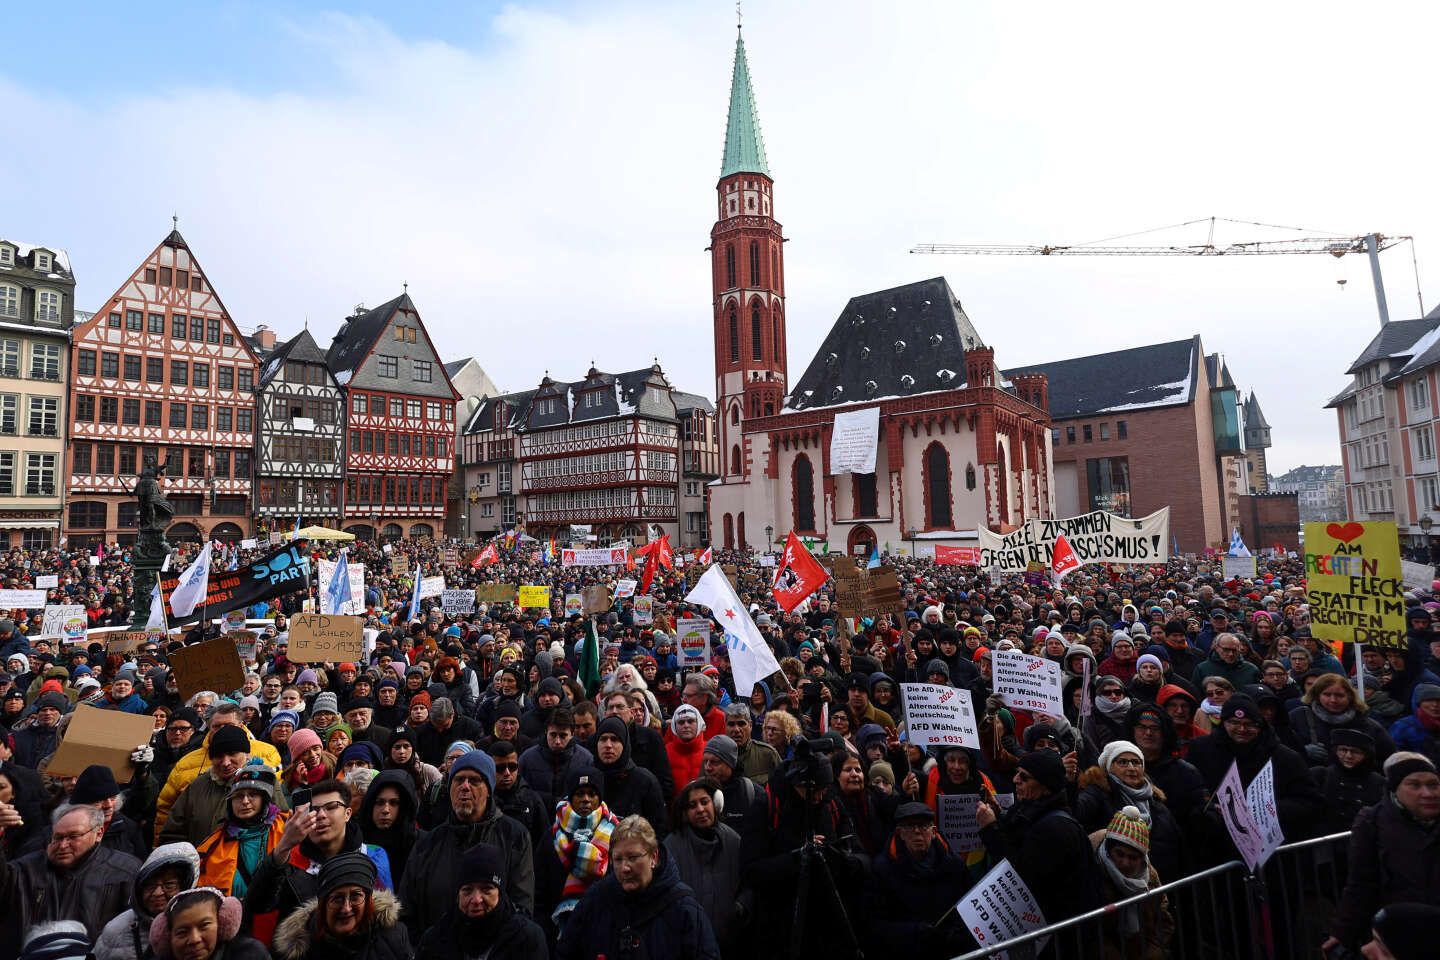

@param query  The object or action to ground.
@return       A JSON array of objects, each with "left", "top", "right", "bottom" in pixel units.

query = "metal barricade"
[{"left": 949, "top": 832, "right": 1352, "bottom": 960}]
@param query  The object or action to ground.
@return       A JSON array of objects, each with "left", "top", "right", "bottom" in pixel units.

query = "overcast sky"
[{"left": 3, "top": 1, "right": 1435, "bottom": 473}]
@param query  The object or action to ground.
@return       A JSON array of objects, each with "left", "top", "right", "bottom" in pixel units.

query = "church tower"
[{"left": 712, "top": 27, "right": 786, "bottom": 482}]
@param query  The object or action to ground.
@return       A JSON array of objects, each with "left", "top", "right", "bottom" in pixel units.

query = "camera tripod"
[{"left": 788, "top": 791, "right": 864, "bottom": 960}]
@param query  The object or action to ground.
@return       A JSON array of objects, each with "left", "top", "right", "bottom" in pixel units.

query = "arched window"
[
  {"left": 749, "top": 240, "right": 761, "bottom": 286},
  {"left": 793, "top": 455, "right": 816, "bottom": 531},
  {"left": 738, "top": 511, "right": 747, "bottom": 550},
  {"left": 731, "top": 445, "right": 742, "bottom": 475},
  {"left": 853, "top": 473, "right": 878, "bottom": 517},
  {"left": 751, "top": 305, "right": 763, "bottom": 361},
  {"left": 772, "top": 247, "right": 779, "bottom": 287},
  {"left": 409, "top": 523, "right": 434, "bottom": 538},
  {"left": 730, "top": 405, "right": 740, "bottom": 426},
  {"left": 772, "top": 309, "right": 781, "bottom": 363},
  {"left": 382, "top": 523, "right": 403, "bottom": 541},
  {"left": 723, "top": 513, "right": 735, "bottom": 550},
  {"left": 728, "top": 307, "right": 739, "bottom": 363},
  {"left": 725, "top": 244, "right": 736, "bottom": 288},
  {"left": 924, "top": 442, "right": 953, "bottom": 528}
]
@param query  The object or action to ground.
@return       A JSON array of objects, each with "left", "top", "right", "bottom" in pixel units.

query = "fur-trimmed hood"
[
  {"left": 272, "top": 889, "right": 403, "bottom": 960},
  {"left": 1077, "top": 764, "right": 1168, "bottom": 802}
]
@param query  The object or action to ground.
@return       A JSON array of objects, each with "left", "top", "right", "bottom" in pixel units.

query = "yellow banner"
[
  {"left": 517, "top": 585, "right": 551, "bottom": 608},
  {"left": 1303, "top": 521, "right": 1406, "bottom": 650}
]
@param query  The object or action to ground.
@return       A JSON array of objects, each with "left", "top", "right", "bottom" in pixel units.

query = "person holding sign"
[{"left": 866, "top": 802, "right": 974, "bottom": 960}]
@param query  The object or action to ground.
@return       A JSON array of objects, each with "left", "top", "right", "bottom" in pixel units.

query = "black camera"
[{"left": 785, "top": 735, "right": 836, "bottom": 787}]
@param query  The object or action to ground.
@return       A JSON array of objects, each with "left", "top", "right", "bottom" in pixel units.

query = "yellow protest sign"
[
  {"left": 517, "top": 585, "right": 551, "bottom": 609},
  {"left": 1303, "top": 521, "right": 1406, "bottom": 650}
]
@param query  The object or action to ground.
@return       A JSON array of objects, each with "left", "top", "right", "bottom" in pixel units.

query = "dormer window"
[
  {"left": 0, "top": 246, "right": 12, "bottom": 267},
  {"left": 33, "top": 251, "right": 51, "bottom": 272}
]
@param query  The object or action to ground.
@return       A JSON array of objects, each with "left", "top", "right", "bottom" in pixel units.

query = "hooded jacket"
[
  {"left": 153, "top": 726, "right": 282, "bottom": 843},
  {"left": 592, "top": 716, "right": 667, "bottom": 834},
  {"left": 360, "top": 769, "right": 426, "bottom": 886},
  {"left": 94, "top": 842, "right": 201, "bottom": 960},
  {"left": 665, "top": 706, "right": 708, "bottom": 788},
  {"left": 272, "top": 889, "right": 411, "bottom": 960},
  {"left": 416, "top": 899, "right": 549, "bottom": 960},
  {"left": 517, "top": 735, "right": 594, "bottom": 809},
  {"left": 1155, "top": 684, "right": 1206, "bottom": 745},
  {"left": 1390, "top": 684, "right": 1440, "bottom": 766}
]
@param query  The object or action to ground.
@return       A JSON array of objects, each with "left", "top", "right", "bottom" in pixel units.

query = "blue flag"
[
  {"left": 406, "top": 567, "right": 423, "bottom": 622},
  {"left": 325, "top": 548, "right": 351, "bottom": 614},
  {"left": 867, "top": 545, "right": 881, "bottom": 570}
]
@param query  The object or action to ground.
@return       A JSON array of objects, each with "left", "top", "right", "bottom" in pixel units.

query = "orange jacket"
[{"left": 195, "top": 812, "right": 289, "bottom": 897}]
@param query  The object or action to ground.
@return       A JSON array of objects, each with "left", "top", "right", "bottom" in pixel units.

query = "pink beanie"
[{"left": 287, "top": 727, "right": 321, "bottom": 757}]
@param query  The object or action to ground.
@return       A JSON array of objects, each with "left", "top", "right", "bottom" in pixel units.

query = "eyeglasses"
[
  {"left": 325, "top": 891, "right": 368, "bottom": 909},
  {"left": 1111, "top": 757, "right": 1144, "bottom": 767},
  {"left": 50, "top": 828, "right": 97, "bottom": 845},
  {"left": 313, "top": 800, "right": 348, "bottom": 815},
  {"left": 494, "top": 763, "right": 519, "bottom": 772},
  {"left": 167, "top": 724, "right": 193, "bottom": 733},
  {"left": 1223, "top": 719, "right": 1260, "bottom": 731},
  {"left": 144, "top": 877, "right": 184, "bottom": 895},
  {"left": 613, "top": 852, "right": 652, "bottom": 866}
]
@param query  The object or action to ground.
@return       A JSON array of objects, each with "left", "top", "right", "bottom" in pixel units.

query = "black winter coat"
[
  {"left": 979, "top": 791, "right": 1097, "bottom": 924},
  {"left": 1331, "top": 799, "right": 1440, "bottom": 946},
  {"left": 664, "top": 823, "right": 743, "bottom": 947},
  {"left": 0, "top": 843, "right": 141, "bottom": 960},
  {"left": 556, "top": 845, "right": 721, "bottom": 960},
  {"left": 866, "top": 837, "right": 975, "bottom": 960},
  {"left": 1186, "top": 725, "right": 1323, "bottom": 858},
  {"left": 416, "top": 903, "right": 548, "bottom": 960},
  {"left": 1309, "top": 764, "right": 1385, "bottom": 835},
  {"left": 415, "top": 715, "right": 484, "bottom": 767},
  {"left": 360, "top": 769, "right": 425, "bottom": 886},
  {"left": 1074, "top": 769, "right": 1186, "bottom": 882}
]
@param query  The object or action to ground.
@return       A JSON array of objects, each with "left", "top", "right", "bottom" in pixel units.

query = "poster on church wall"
[
  {"left": 828, "top": 406, "right": 880, "bottom": 475},
  {"left": 977, "top": 508, "right": 1170, "bottom": 572}
]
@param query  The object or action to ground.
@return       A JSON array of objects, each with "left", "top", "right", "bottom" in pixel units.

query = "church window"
[
  {"left": 725, "top": 245, "right": 736, "bottom": 288},
  {"left": 730, "top": 445, "right": 741, "bottom": 475},
  {"left": 749, "top": 241, "right": 760, "bottom": 286},
  {"left": 924, "top": 442, "right": 953, "bottom": 528},
  {"left": 792, "top": 456, "right": 816, "bottom": 532},
  {"left": 728, "top": 307, "right": 739, "bottom": 363},
  {"left": 751, "top": 306, "right": 762, "bottom": 361}
]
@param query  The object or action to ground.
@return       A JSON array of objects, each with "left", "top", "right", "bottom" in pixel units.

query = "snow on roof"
[
  {"left": 333, "top": 369, "right": 352, "bottom": 386},
  {"left": 2, "top": 241, "right": 72, "bottom": 275},
  {"left": 1090, "top": 379, "right": 1192, "bottom": 413}
]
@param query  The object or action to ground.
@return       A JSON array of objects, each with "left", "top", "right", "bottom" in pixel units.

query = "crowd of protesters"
[{"left": 1, "top": 536, "right": 1440, "bottom": 959}]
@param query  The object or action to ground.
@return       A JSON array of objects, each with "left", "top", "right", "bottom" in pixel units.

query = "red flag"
[
  {"left": 699, "top": 546, "right": 712, "bottom": 566},
  {"left": 473, "top": 543, "right": 498, "bottom": 568},
  {"left": 1050, "top": 534, "right": 1081, "bottom": 582},
  {"left": 934, "top": 545, "right": 981, "bottom": 566},
  {"left": 635, "top": 534, "right": 674, "bottom": 594},
  {"left": 772, "top": 531, "right": 828, "bottom": 614}
]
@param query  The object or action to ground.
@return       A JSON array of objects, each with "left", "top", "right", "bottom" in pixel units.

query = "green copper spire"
[{"left": 720, "top": 32, "right": 770, "bottom": 179}]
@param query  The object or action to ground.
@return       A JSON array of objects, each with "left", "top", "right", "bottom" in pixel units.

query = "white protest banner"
[
  {"left": 901, "top": 682, "right": 980, "bottom": 749},
  {"left": 991, "top": 648, "right": 1064, "bottom": 718},
  {"left": 633, "top": 595, "right": 654, "bottom": 625},
  {"left": 35, "top": 574, "right": 58, "bottom": 590},
  {"left": 317, "top": 559, "right": 366, "bottom": 616},
  {"left": 614, "top": 579, "right": 638, "bottom": 599},
  {"left": 441, "top": 589, "right": 476, "bottom": 616},
  {"left": 1244, "top": 760, "right": 1285, "bottom": 867},
  {"left": 676, "top": 617, "right": 712, "bottom": 667},
  {"left": 418, "top": 576, "right": 446, "bottom": 599},
  {"left": 978, "top": 508, "right": 1170, "bottom": 572},
  {"left": 240, "top": 538, "right": 257, "bottom": 550},
  {"left": 42, "top": 605, "right": 86, "bottom": 640},
  {"left": 956, "top": 859, "right": 1047, "bottom": 954},
  {"left": 1402, "top": 559, "right": 1435, "bottom": 591},
  {"left": 561, "top": 547, "right": 628, "bottom": 567},
  {"left": 828, "top": 405, "right": 880, "bottom": 475},
  {"left": 0, "top": 589, "right": 46, "bottom": 609},
  {"left": 1217, "top": 760, "right": 1283, "bottom": 871},
  {"left": 938, "top": 793, "right": 983, "bottom": 853},
  {"left": 1222, "top": 555, "right": 1257, "bottom": 579}
]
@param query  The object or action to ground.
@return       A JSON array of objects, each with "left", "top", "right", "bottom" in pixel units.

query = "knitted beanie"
[
  {"left": 1105, "top": 804, "right": 1151, "bottom": 854},
  {"left": 1098, "top": 740, "right": 1144, "bottom": 773},
  {"left": 1385, "top": 751, "right": 1438, "bottom": 793}
]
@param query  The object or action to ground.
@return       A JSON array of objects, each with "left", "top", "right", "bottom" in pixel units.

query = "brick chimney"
[{"left": 253, "top": 324, "right": 276, "bottom": 351}]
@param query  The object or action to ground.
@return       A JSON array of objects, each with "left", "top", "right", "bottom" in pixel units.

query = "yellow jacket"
[{"left": 154, "top": 726, "right": 282, "bottom": 843}]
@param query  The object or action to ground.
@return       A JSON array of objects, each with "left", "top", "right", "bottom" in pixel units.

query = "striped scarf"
[{"left": 550, "top": 802, "right": 618, "bottom": 914}]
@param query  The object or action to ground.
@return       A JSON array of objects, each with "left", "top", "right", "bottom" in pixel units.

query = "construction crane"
[{"left": 912, "top": 217, "right": 1423, "bottom": 327}]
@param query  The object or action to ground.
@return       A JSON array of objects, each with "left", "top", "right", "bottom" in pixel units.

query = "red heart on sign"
[{"left": 1326, "top": 522, "right": 1365, "bottom": 543}]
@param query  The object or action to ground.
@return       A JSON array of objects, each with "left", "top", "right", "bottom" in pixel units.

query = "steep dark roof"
[
  {"left": 1243, "top": 392, "right": 1270, "bottom": 430},
  {"left": 1344, "top": 317, "right": 1440, "bottom": 374},
  {"left": 673, "top": 390, "right": 715, "bottom": 414},
  {"left": 443, "top": 358, "right": 470, "bottom": 378},
  {"left": 259, "top": 329, "right": 329, "bottom": 387},
  {"left": 1004, "top": 335, "right": 1200, "bottom": 420},
  {"left": 785, "top": 277, "right": 984, "bottom": 412},
  {"left": 1206, "top": 353, "right": 1235, "bottom": 389},
  {"left": 465, "top": 389, "right": 536, "bottom": 433},
  {"left": 325, "top": 293, "right": 409, "bottom": 379}
]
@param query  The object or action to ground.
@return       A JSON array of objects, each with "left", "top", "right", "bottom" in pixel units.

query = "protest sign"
[
  {"left": 34, "top": 574, "right": 58, "bottom": 589},
  {"left": 832, "top": 564, "right": 902, "bottom": 620},
  {"left": 474, "top": 584, "right": 517, "bottom": 603},
  {"left": 100, "top": 630, "right": 148, "bottom": 653},
  {"left": 168, "top": 637, "right": 245, "bottom": 698},
  {"left": 160, "top": 541, "right": 310, "bottom": 621},
  {"left": 46, "top": 705, "right": 156, "bottom": 780},
  {"left": 935, "top": 545, "right": 981, "bottom": 566},
  {"left": 1304, "top": 521, "right": 1406, "bottom": 650},
  {"left": 991, "top": 648, "right": 1064, "bottom": 717},
  {"left": 561, "top": 547, "right": 628, "bottom": 567},
  {"left": 517, "top": 585, "right": 551, "bottom": 608},
  {"left": 901, "top": 682, "right": 980, "bottom": 748},
  {"left": 229, "top": 630, "right": 258, "bottom": 662},
  {"left": 1078, "top": 656, "right": 1093, "bottom": 720},
  {"left": 564, "top": 593, "right": 584, "bottom": 617},
  {"left": 978, "top": 508, "right": 1170, "bottom": 572},
  {"left": 240, "top": 538, "right": 257, "bottom": 549},
  {"left": 938, "top": 794, "right": 983, "bottom": 852},
  {"left": 1222, "top": 555, "right": 1257, "bottom": 579},
  {"left": 318, "top": 559, "right": 366, "bottom": 616},
  {"left": 221, "top": 609, "right": 247, "bottom": 633},
  {"left": 442, "top": 548, "right": 458, "bottom": 565},
  {"left": 442, "top": 589, "right": 476, "bottom": 616},
  {"left": 391, "top": 556, "right": 409, "bottom": 576},
  {"left": 289, "top": 613, "right": 365, "bottom": 664},
  {"left": 614, "top": 579, "right": 637, "bottom": 599},
  {"left": 419, "top": 576, "right": 446, "bottom": 599},
  {"left": 42, "top": 604, "right": 86, "bottom": 640},
  {"left": 633, "top": 595, "right": 654, "bottom": 625},
  {"left": 829, "top": 405, "right": 880, "bottom": 474},
  {"left": 582, "top": 585, "right": 611, "bottom": 615},
  {"left": 956, "top": 859, "right": 1047, "bottom": 953},
  {"left": 1402, "top": 559, "right": 1435, "bottom": 591},
  {"left": 1217, "top": 759, "right": 1283, "bottom": 871},
  {"left": 677, "top": 617, "right": 712, "bottom": 667},
  {"left": 0, "top": 589, "right": 46, "bottom": 608}
]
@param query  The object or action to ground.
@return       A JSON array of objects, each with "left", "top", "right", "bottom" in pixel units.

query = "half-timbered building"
[
  {"left": 254, "top": 329, "right": 344, "bottom": 533},
  {"left": 65, "top": 229, "right": 259, "bottom": 547},
  {"left": 327, "top": 293, "right": 458, "bottom": 540},
  {"left": 0, "top": 238, "right": 73, "bottom": 547},
  {"left": 460, "top": 389, "right": 529, "bottom": 539}
]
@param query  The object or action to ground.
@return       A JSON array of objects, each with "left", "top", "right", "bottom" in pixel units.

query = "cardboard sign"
[
  {"left": 101, "top": 630, "right": 149, "bottom": 654},
  {"left": 168, "top": 637, "right": 246, "bottom": 698},
  {"left": 391, "top": 556, "right": 410, "bottom": 576},
  {"left": 1304, "top": 521, "right": 1406, "bottom": 649},
  {"left": 289, "top": 613, "right": 364, "bottom": 663},
  {"left": 633, "top": 595, "right": 654, "bottom": 625},
  {"left": 442, "top": 589, "right": 476, "bottom": 616},
  {"left": 46, "top": 705, "right": 157, "bottom": 780},
  {"left": 991, "top": 648, "right": 1065, "bottom": 718},
  {"left": 517, "top": 585, "right": 551, "bottom": 608},
  {"left": 0, "top": 589, "right": 46, "bottom": 608},
  {"left": 474, "top": 584, "right": 517, "bottom": 604},
  {"left": 677, "top": 617, "right": 712, "bottom": 667},
  {"left": 956, "top": 859, "right": 1048, "bottom": 952},
  {"left": 582, "top": 585, "right": 611, "bottom": 615},
  {"left": 832, "top": 564, "right": 902, "bottom": 619},
  {"left": 34, "top": 574, "right": 58, "bottom": 589},
  {"left": 901, "top": 682, "right": 980, "bottom": 748},
  {"left": 443, "top": 548, "right": 458, "bottom": 565},
  {"left": 419, "top": 576, "right": 446, "bottom": 599},
  {"left": 938, "top": 793, "right": 983, "bottom": 852},
  {"left": 42, "top": 604, "right": 86, "bottom": 640},
  {"left": 1401, "top": 559, "right": 1435, "bottom": 591}
]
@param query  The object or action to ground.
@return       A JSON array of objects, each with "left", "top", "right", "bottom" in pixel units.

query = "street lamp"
[
  {"left": 907, "top": 527, "right": 917, "bottom": 558},
  {"left": 765, "top": 524, "right": 774, "bottom": 552},
  {"left": 467, "top": 486, "right": 480, "bottom": 541}
]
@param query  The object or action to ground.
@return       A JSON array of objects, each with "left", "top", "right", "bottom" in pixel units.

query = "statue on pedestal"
[{"left": 129, "top": 455, "right": 173, "bottom": 629}]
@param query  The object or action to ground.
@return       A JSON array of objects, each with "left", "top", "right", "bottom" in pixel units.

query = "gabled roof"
[
  {"left": 465, "top": 389, "right": 536, "bottom": 433},
  {"left": 443, "top": 359, "right": 470, "bottom": 378},
  {"left": 326, "top": 293, "right": 409, "bottom": 379},
  {"left": 673, "top": 390, "right": 715, "bottom": 414},
  {"left": 259, "top": 329, "right": 330, "bottom": 387},
  {"left": 0, "top": 239, "right": 74, "bottom": 280},
  {"left": 1206, "top": 353, "right": 1235, "bottom": 390},
  {"left": 1243, "top": 393, "right": 1270, "bottom": 430},
  {"left": 1004, "top": 335, "right": 1200, "bottom": 420},
  {"left": 785, "top": 277, "right": 985, "bottom": 412},
  {"left": 1344, "top": 317, "right": 1440, "bottom": 374},
  {"left": 719, "top": 32, "right": 770, "bottom": 179}
]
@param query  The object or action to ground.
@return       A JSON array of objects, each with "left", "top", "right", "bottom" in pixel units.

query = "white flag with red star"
[{"left": 684, "top": 564, "right": 780, "bottom": 699}]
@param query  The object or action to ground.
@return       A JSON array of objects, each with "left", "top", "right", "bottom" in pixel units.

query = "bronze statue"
[{"left": 129, "top": 454, "right": 173, "bottom": 629}]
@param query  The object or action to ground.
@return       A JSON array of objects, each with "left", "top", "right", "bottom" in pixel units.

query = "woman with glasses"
[
  {"left": 195, "top": 766, "right": 288, "bottom": 898},
  {"left": 1084, "top": 675, "right": 1134, "bottom": 756},
  {"left": 1076, "top": 740, "right": 1185, "bottom": 882},
  {"left": 273, "top": 851, "right": 410, "bottom": 960},
  {"left": 94, "top": 842, "right": 201, "bottom": 960},
  {"left": 1290, "top": 673, "right": 1396, "bottom": 768}
]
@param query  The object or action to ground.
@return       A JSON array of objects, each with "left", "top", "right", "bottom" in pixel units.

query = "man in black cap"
[
  {"left": 976, "top": 750, "right": 1097, "bottom": 923},
  {"left": 417, "top": 842, "right": 548, "bottom": 959},
  {"left": 158, "top": 724, "right": 253, "bottom": 847},
  {"left": 11, "top": 692, "right": 66, "bottom": 768},
  {"left": 66, "top": 764, "right": 147, "bottom": 858},
  {"left": 519, "top": 676, "right": 565, "bottom": 742},
  {"left": 342, "top": 697, "right": 391, "bottom": 747},
  {"left": 868, "top": 802, "right": 973, "bottom": 959},
  {"left": 700, "top": 734, "right": 761, "bottom": 836}
]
